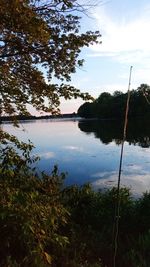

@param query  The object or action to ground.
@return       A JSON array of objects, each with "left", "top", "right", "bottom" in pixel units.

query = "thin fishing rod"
[{"left": 113, "top": 66, "right": 133, "bottom": 267}]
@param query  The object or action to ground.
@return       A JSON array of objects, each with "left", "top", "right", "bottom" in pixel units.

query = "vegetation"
[
  {"left": 1, "top": 112, "right": 78, "bottom": 123},
  {"left": 78, "top": 84, "right": 150, "bottom": 119},
  {"left": 1, "top": 134, "right": 150, "bottom": 266},
  {"left": 1, "top": 150, "right": 150, "bottom": 267},
  {"left": 1, "top": 1, "right": 150, "bottom": 267},
  {"left": 0, "top": 0, "right": 100, "bottom": 162},
  {"left": 0, "top": 0, "right": 100, "bottom": 118}
]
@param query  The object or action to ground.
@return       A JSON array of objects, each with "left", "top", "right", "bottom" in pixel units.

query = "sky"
[{"left": 58, "top": 0, "right": 150, "bottom": 113}]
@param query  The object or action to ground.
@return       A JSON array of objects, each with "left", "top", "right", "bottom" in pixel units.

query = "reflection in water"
[
  {"left": 91, "top": 164, "right": 150, "bottom": 198},
  {"left": 78, "top": 118, "right": 150, "bottom": 148},
  {"left": 92, "top": 172, "right": 150, "bottom": 198},
  {"left": 3, "top": 118, "right": 150, "bottom": 195}
]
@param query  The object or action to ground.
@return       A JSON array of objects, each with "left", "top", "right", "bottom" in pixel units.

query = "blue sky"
[{"left": 59, "top": 0, "right": 150, "bottom": 113}]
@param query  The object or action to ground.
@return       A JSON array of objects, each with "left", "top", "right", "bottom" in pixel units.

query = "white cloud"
[{"left": 90, "top": 6, "right": 150, "bottom": 65}]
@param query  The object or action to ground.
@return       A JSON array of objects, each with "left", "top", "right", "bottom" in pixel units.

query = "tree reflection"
[{"left": 78, "top": 118, "right": 150, "bottom": 148}]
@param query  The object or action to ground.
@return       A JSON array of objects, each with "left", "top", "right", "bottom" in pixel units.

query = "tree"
[
  {"left": 0, "top": 0, "right": 100, "bottom": 117},
  {"left": 78, "top": 102, "right": 96, "bottom": 118},
  {"left": 0, "top": 2, "right": 101, "bottom": 265},
  {"left": 78, "top": 84, "right": 150, "bottom": 119},
  {"left": 113, "top": 90, "right": 123, "bottom": 97},
  {"left": 96, "top": 92, "right": 112, "bottom": 104}
]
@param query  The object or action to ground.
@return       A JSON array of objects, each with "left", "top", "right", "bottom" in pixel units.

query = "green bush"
[{"left": 1, "top": 143, "right": 150, "bottom": 267}]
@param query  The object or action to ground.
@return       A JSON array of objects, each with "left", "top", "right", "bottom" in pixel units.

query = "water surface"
[{"left": 3, "top": 118, "right": 150, "bottom": 196}]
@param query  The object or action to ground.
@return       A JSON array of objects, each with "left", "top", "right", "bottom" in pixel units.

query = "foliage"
[
  {"left": 61, "top": 185, "right": 150, "bottom": 267},
  {"left": 0, "top": 132, "right": 68, "bottom": 266},
  {"left": 78, "top": 84, "right": 150, "bottom": 119},
  {"left": 0, "top": 130, "right": 37, "bottom": 174},
  {"left": 77, "top": 102, "right": 96, "bottom": 118},
  {"left": 0, "top": 0, "right": 100, "bottom": 117},
  {"left": 1, "top": 4, "right": 150, "bottom": 266},
  {"left": 0, "top": 161, "right": 69, "bottom": 266},
  {"left": 0, "top": 2, "right": 100, "bottom": 266},
  {"left": 62, "top": 185, "right": 134, "bottom": 267},
  {"left": 1, "top": 157, "right": 150, "bottom": 267}
]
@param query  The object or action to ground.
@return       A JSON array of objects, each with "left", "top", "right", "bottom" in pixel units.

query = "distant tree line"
[
  {"left": 78, "top": 84, "right": 150, "bottom": 119},
  {"left": 1, "top": 113, "right": 78, "bottom": 123}
]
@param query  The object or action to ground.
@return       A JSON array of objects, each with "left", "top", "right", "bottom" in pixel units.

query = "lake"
[{"left": 3, "top": 118, "right": 150, "bottom": 197}]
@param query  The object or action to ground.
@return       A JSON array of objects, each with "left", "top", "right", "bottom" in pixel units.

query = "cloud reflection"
[
  {"left": 38, "top": 151, "right": 55, "bottom": 159},
  {"left": 91, "top": 166, "right": 150, "bottom": 197},
  {"left": 64, "top": 145, "right": 84, "bottom": 152}
]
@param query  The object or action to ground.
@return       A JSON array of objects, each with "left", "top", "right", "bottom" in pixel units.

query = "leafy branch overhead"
[{"left": 0, "top": 0, "right": 101, "bottom": 115}]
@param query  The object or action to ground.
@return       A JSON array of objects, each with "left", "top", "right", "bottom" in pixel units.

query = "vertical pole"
[{"left": 113, "top": 66, "right": 133, "bottom": 267}]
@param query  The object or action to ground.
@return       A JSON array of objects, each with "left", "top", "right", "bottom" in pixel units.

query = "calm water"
[{"left": 3, "top": 118, "right": 150, "bottom": 196}]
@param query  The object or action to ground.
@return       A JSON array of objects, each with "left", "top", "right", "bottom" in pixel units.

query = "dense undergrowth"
[
  {"left": 1, "top": 155, "right": 150, "bottom": 267},
  {"left": 0, "top": 136, "right": 150, "bottom": 267}
]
